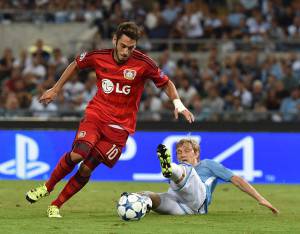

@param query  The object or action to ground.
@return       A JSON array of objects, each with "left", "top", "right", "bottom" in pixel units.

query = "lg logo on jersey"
[{"left": 102, "top": 79, "right": 131, "bottom": 95}]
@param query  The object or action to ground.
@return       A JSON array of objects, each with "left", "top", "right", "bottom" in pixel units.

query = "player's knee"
[
  {"left": 72, "top": 141, "right": 92, "bottom": 159},
  {"left": 82, "top": 150, "right": 101, "bottom": 171},
  {"left": 69, "top": 151, "right": 84, "bottom": 164},
  {"left": 79, "top": 163, "right": 92, "bottom": 177}
]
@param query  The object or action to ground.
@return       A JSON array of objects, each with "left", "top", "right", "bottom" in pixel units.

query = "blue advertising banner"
[{"left": 0, "top": 130, "right": 299, "bottom": 183}]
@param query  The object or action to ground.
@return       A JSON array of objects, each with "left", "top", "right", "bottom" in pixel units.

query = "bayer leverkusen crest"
[{"left": 123, "top": 69, "right": 136, "bottom": 80}]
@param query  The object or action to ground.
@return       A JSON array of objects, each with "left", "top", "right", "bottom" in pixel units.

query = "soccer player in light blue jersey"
[{"left": 142, "top": 139, "right": 279, "bottom": 215}]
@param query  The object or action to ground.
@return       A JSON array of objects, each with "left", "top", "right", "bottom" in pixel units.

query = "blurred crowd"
[
  {"left": 0, "top": 39, "right": 99, "bottom": 118},
  {"left": 1, "top": 38, "right": 300, "bottom": 121},
  {"left": 142, "top": 48, "right": 300, "bottom": 122},
  {"left": 1, "top": 0, "right": 300, "bottom": 42},
  {"left": 0, "top": 0, "right": 300, "bottom": 121}
]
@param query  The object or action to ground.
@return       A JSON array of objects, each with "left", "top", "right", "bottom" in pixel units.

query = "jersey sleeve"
[
  {"left": 145, "top": 64, "right": 169, "bottom": 88},
  {"left": 75, "top": 51, "right": 95, "bottom": 69},
  {"left": 205, "top": 160, "right": 234, "bottom": 182}
]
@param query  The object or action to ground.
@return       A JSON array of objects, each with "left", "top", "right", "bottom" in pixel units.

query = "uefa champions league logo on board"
[
  {"left": 0, "top": 134, "right": 49, "bottom": 179},
  {"left": 133, "top": 135, "right": 262, "bottom": 182}
]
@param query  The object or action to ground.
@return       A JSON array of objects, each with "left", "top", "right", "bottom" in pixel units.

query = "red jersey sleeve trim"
[{"left": 155, "top": 77, "right": 169, "bottom": 88}]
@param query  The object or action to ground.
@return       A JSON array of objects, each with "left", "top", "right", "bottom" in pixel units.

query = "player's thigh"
[
  {"left": 153, "top": 193, "right": 193, "bottom": 215},
  {"left": 94, "top": 126, "right": 128, "bottom": 168},
  {"left": 72, "top": 117, "right": 101, "bottom": 158},
  {"left": 170, "top": 165, "right": 206, "bottom": 212}
]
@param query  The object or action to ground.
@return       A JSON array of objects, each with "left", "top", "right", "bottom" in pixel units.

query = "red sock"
[
  {"left": 51, "top": 171, "right": 90, "bottom": 208},
  {"left": 45, "top": 153, "right": 77, "bottom": 192}
]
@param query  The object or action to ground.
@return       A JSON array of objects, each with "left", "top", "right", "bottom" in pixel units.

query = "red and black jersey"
[{"left": 75, "top": 49, "right": 169, "bottom": 134}]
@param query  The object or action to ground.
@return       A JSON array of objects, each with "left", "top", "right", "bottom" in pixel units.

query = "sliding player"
[{"left": 141, "top": 139, "right": 279, "bottom": 215}]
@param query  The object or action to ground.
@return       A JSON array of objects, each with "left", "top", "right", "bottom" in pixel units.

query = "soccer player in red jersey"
[{"left": 25, "top": 22, "right": 195, "bottom": 218}]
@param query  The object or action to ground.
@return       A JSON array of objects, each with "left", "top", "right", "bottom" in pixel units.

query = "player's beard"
[{"left": 114, "top": 48, "right": 129, "bottom": 64}]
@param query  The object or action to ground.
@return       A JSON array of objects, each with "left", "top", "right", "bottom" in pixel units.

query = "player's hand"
[
  {"left": 39, "top": 87, "right": 59, "bottom": 105},
  {"left": 259, "top": 199, "right": 279, "bottom": 215},
  {"left": 174, "top": 108, "right": 195, "bottom": 123}
]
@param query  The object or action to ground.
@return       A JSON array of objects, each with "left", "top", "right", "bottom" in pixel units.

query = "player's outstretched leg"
[
  {"left": 157, "top": 144, "right": 172, "bottom": 178},
  {"left": 157, "top": 144, "right": 187, "bottom": 184},
  {"left": 25, "top": 152, "right": 79, "bottom": 204},
  {"left": 26, "top": 184, "right": 49, "bottom": 203}
]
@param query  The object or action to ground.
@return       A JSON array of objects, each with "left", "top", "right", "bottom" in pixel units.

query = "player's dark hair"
[{"left": 115, "top": 22, "right": 141, "bottom": 41}]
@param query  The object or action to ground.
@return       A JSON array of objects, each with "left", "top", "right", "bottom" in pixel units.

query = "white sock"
[{"left": 170, "top": 163, "right": 185, "bottom": 183}]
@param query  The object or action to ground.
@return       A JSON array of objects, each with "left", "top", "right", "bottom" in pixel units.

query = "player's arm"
[
  {"left": 39, "top": 61, "right": 78, "bottom": 105},
  {"left": 231, "top": 175, "right": 279, "bottom": 214},
  {"left": 162, "top": 80, "right": 195, "bottom": 123}
]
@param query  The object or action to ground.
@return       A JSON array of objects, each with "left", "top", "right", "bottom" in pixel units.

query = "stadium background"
[{"left": 0, "top": 0, "right": 300, "bottom": 233}]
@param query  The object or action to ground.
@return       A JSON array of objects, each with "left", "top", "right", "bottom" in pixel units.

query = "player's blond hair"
[{"left": 176, "top": 139, "right": 200, "bottom": 161}]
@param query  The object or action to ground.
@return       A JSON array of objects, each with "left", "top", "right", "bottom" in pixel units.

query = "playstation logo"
[{"left": 0, "top": 134, "right": 50, "bottom": 179}]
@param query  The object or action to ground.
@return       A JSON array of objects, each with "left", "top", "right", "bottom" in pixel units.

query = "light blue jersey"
[{"left": 193, "top": 159, "right": 234, "bottom": 212}]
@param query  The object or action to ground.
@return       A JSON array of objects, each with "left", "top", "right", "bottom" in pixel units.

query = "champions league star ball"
[{"left": 117, "top": 192, "right": 148, "bottom": 221}]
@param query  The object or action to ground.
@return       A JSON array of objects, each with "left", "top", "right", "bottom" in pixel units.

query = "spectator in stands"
[
  {"left": 48, "top": 48, "right": 68, "bottom": 80},
  {"left": 280, "top": 88, "right": 300, "bottom": 121},
  {"left": 288, "top": 15, "right": 300, "bottom": 38},
  {"left": 265, "top": 89, "right": 281, "bottom": 111},
  {"left": 161, "top": 0, "right": 181, "bottom": 26},
  {"left": 83, "top": 1, "right": 104, "bottom": 24},
  {"left": 4, "top": 67, "right": 22, "bottom": 92},
  {"left": 145, "top": 2, "right": 169, "bottom": 39},
  {"left": 13, "top": 49, "right": 31, "bottom": 71},
  {"left": 217, "top": 74, "right": 235, "bottom": 98},
  {"left": 281, "top": 63, "right": 299, "bottom": 91},
  {"left": 247, "top": 9, "right": 269, "bottom": 42},
  {"left": 140, "top": 84, "right": 162, "bottom": 121},
  {"left": 177, "top": 76, "right": 197, "bottom": 107},
  {"left": 158, "top": 50, "right": 176, "bottom": 77},
  {"left": 0, "top": 48, "right": 14, "bottom": 82},
  {"left": 201, "top": 85, "right": 224, "bottom": 118},
  {"left": 30, "top": 84, "right": 57, "bottom": 118},
  {"left": 54, "top": 90, "right": 71, "bottom": 114},
  {"left": 63, "top": 74, "right": 85, "bottom": 103},
  {"left": 176, "top": 2, "right": 204, "bottom": 39},
  {"left": 253, "top": 101, "right": 268, "bottom": 120},
  {"left": 234, "top": 80, "right": 253, "bottom": 109},
  {"left": 23, "top": 54, "right": 47, "bottom": 81},
  {"left": 268, "top": 19, "right": 286, "bottom": 40},
  {"left": 251, "top": 80, "right": 265, "bottom": 107},
  {"left": 228, "top": 3, "right": 245, "bottom": 28},
  {"left": 28, "top": 39, "right": 52, "bottom": 63},
  {"left": 204, "top": 9, "right": 223, "bottom": 39},
  {"left": 4, "top": 92, "right": 20, "bottom": 111},
  {"left": 82, "top": 71, "right": 97, "bottom": 106}
]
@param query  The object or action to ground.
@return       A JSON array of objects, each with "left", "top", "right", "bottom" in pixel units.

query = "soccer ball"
[{"left": 117, "top": 192, "right": 148, "bottom": 221}]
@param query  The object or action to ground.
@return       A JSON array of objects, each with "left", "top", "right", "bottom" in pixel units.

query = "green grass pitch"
[{"left": 0, "top": 180, "right": 299, "bottom": 234}]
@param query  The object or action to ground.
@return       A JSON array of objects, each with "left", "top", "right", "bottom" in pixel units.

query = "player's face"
[
  {"left": 176, "top": 142, "right": 199, "bottom": 165},
  {"left": 113, "top": 35, "right": 136, "bottom": 63}
]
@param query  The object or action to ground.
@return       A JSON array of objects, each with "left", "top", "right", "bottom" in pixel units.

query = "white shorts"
[{"left": 154, "top": 164, "right": 207, "bottom": 215}]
